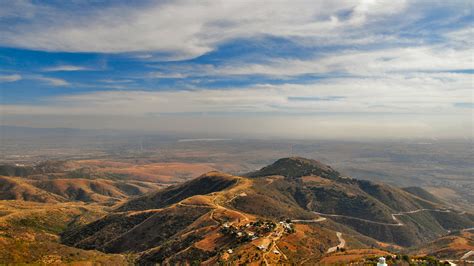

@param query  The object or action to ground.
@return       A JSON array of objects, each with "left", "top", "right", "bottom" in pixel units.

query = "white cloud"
[
  {"left": 0, "top": 74, "right": 22, "bottom": 82},
  {"left": 35, "top": 76, "right": 69, "bottom": 86},
  {"left": 2, "top": 72, "right": 471, "bottom": 116},
  {"left": 150, "top": 72, "right": 188, "bottom": 79},
  {"left": 99, "top": 79, "right": 134, "bottom": 84},
  {"left": 42, "top": 65, "right": 90, "bottom": 72},
  {"left": 1, "top": 1, "right": 472, "bottom": 139},
  {"left": 2, "top": 71, "right": 471, "bottom": 139},
  {"left": 148, "top": 43, "right": 473, "bottom": 78},
  {"left": 0, "top": 0, "right": 410, "bottom": 58},
  {"left": 444, "top": 27, "right": 474, "bottom": 48}
]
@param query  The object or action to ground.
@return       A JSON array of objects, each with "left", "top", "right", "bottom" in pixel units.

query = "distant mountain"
[
  {"left": 61, "top": 157, "right": 474, "bottom": 264},
  {"left": 246, "top": 156, "right": 340, "bottom": 179}
]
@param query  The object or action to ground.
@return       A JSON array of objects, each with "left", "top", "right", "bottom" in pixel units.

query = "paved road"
[
  {"left": 313, "top": 211, "right": 403, "bottom": 226},
  {"left": 312, "top": 208, "right": 454, "bottom": 227}
]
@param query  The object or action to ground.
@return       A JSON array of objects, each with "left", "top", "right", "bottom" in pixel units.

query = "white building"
[{"left": 377, "top": 257, "right": 387, "bottom": 266}]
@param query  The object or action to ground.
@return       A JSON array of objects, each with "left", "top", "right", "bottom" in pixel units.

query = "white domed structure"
[{"left": 377, "top": 257, "right": 387, "bottom": 266}]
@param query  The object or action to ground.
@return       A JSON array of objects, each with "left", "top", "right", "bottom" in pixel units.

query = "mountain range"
[{"left": 0, "top": 157, "right": 473, "bottom": 264}]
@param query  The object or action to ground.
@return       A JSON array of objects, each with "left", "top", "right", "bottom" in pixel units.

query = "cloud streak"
[
  {"left": 34, "top": 76, "right": 69, "bottom": 86},
  {"left": 2, "top": 72, "right": 470, "bottom": 116},
  {"left": 0, "top": 1, "right": 472, "bottom": 139},
  {"left": 42, "top": 65, "right": 91, "bottom": 72},
  {"left": 0, "top": 74, "right": 22, "bottom": 82},
  {"left": 0, "top": 0, "right": 412, "bottom": 58}
]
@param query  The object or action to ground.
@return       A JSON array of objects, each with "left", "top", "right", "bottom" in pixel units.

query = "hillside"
[
  {"left": 59, "top": 157, "right": 474, "bottom": 264},
  {"left": 402, "top": 187, "right": 445, "bottom": 205},
  {"left": 30, "top": 178, "right": 162, "bottom": 204},
  {"left": 0, "top": 200, "right": 130, "bottom": 264},
  {"left": 1, "top": 157, "right": 471, "bottom": 264},
  {"left": 116, "top": 171, "right": 239, "bottom": 211},
  {"left": 414, "top": 229, "right": 474, "bottom": 261},
  {"left": 241, "top": 158, "right": 473, "bottom": 246},
  {"left": 0, "top": 175, "right": 162, "bottom": 205},
  {"left": 0, "top": 176, "right": 66, "bottom": 203}
]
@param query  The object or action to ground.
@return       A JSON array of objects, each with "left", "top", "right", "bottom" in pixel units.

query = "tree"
[{"left": 402, "top": 254, "right": 410, "bottom": 262}]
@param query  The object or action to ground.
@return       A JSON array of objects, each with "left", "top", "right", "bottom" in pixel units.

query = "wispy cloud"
[
  {"left": 3, "top": 72, "right": 471, "bottom": 116},
  {"left": 2, "top": 71, "right": 471, "bottom": 138},
  {"left": 146, "top": 38, "right": 473, "bottom": 79},
  {"left": 35, "top": 76, "right": 69, "bottom": 86},
  {"left": 0, "top": 74, "right": 22, "bottom": 83},
  {"left": 42, "top": 65, "right": 91, "bottom": 72},
  {"left": 150, "top": 72, "right": 188, "bottom": 79},
  {"left": 0, "top": 1, "right": 472, "bottom": 139},
  {"left": 99, "top": 79, "right": 134, "bottom": 84},
  {"left": 0, "top": 0, "right": 412, "bottom": 58}
]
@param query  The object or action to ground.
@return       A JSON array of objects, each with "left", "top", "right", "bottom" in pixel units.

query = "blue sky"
[{"left": 0, "top": 0, "right": 472, "bottom": 139}]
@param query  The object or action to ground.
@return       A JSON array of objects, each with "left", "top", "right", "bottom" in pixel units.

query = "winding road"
[
  {"left": 292, "top": 208, "right": 465, "bottom": 256},
  {"left": 312, "top": 208, "right": 454, "bottom": 227},
  {"left": 291, "top": 216, "right": 345, "bottom": 255},
  {"left": 327, "top": 232, "right": 345, "bottom": 253}
]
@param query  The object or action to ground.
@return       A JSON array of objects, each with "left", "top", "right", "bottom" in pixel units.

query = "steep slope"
[
  {"left": 61, "top": 209, "right": 162, "bottom": 250},
  {"left": 116, "top": 171, "right": 238, "bottom": 211},
  {"left": 0, "top": 176, "right": 66, "bottom": 203},
  {"left": 61, "top": 173, "right": 249, "bottom": 264}
]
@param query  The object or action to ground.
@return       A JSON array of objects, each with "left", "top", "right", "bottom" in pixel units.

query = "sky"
[{"left": 0, "top": 0, "right": 473, "bottom": 139}]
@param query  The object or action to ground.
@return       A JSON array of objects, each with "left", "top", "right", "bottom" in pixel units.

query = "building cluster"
[
  {"left": 279, "top": 220, "right": 295, "bottom": 233},
  {"left": 220, "top": 220, "right": 280, "bottom": 243},
  {"left": 220, "top": 219, "right": 296, "bottom": 244}
]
